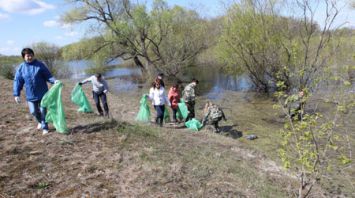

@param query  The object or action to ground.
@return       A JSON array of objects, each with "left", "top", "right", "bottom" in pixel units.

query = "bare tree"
[{"left": 62, "top": 0, "right": 207, "bottom": 79}]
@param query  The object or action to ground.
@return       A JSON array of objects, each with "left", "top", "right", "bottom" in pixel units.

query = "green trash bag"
[
  {"left": 176, "top": 108, "right": 184, "bottom": 120},
  {"left": 136, "top": 95, "right": 150, "bottom": 122},
  {"left": 185, "top": 118, "right": 203, "bottom": 131},
  {"left": 40, "top": 82, "right": 68, "bottom": 133},
  {"left": 71, "top": 84, "right": 93, "bottom": 113},
  {"left": 177, "top": 99, "right": 188, "bottom": 119},
  {"left": 164, "top": 108, "right": 170, "bottom": 122}
]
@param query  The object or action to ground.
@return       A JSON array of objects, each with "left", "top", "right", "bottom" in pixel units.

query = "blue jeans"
[
  {"left": 92, "top": 91, "right": 109, "bottom": 115},
  {"left": 27, "top": 100, "right": 48, "bottom": 130},
  {"left": 154, "top": 105, "right": 165, "bottom": 126}
]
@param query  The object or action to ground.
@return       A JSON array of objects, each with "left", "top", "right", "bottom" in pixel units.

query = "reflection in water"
[
  {"left": 68, "top": 61, "right": 255, "bottom": 96},
  {"left": 104, "top": 68, "right": 141, "bottom": 79},
  {"left": 67, "top": 59, "right": 142, "bottom": 93},
  {"left": 68, "top": 60, "right": 92, "bottom": 79},
  {"left": 205, "top": 74, "right": 253, "bottom": 100},
  {"left": 185, "top": 65, "right": 254, "bottom": 99},
  {"left": 110, "top": 78, "right": 139, "bottom": 93}
]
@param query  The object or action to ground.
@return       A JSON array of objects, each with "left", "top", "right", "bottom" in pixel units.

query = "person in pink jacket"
[{"left": 168, "top": 83, "right": 181, "bottom": 123}]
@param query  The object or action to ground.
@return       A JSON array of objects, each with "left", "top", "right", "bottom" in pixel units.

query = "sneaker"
[
  {"left": 42, "top": 129, "right": 49, "bottom": 135},
  {"left": 37, "top": 123, "right": 42, "bottom": 130}
]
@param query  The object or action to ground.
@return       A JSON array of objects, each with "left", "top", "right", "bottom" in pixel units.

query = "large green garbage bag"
[
  {"left": 164, "top": 108, "right": 170, "bottom": 122},
  {"left": 71, "top": 84, "right": 93, "bottom": 113},
  {"left": 41, "top": 82, "right": 68, "bottom": 133},
  {"left": 136, "top": 95, "right": 150, "bottom": 122},
  {"left": 185, "top": 118, "right": 203, "bottom": 131},
  {"left": 176, "top": 107, "right": 184, "bottom": 120},
  {"left": 177, "top": 99, "right": 188, "bottom": 119}
]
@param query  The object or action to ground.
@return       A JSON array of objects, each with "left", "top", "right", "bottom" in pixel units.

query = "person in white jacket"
[
  {"left": 79, "top": 73, "right": 109, "bottom": 117},
  {"left": 148, "top": 79, "right": 170, "bottom": 126}
]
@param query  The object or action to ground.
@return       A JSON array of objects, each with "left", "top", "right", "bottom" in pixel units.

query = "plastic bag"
[
  {"left": 177, "top": 99, "right": 188, "bottom": 119},
  {"left": 71, "top": 84, "right": 93, "bottom": 113},
  {"left": 185, "top": 118, "right": 203, "bottom": 131},
  {"left": 40, "top": 82, "right": 68, "bottom": 133},
  {"left": 136, "top": 95, "right": 150, "bottom": 122}
]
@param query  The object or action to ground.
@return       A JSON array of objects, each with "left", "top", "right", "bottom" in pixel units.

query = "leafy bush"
[{"left": 0, "top": 64, "right": 15, "bottom": 79}]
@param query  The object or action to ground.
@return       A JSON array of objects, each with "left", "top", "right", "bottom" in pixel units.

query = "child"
[
  {"left": 168, "top": 83, "right": 181, "bottom": 123},
  {"left": 148, "top": 79, "right": 170, "bottom": 126}
]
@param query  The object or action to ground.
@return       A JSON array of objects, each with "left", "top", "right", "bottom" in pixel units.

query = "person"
[
  {"left": 79, "top": 73, "right": 110, "bottom": 117},
  {"left": 285, "top": 90, "right": 305, "bottom": 120},
  {"left": 148, "top": 79, "right": 170, "bottom": 126},
  {"left": 168, "top": 83, "right": 181, "bottom": 123},
  {"left": 201, "top": 101, "right": 227, "bottom": 133},
  {"left": 156, "top": 73, "right": 165, "bottom": 87},
  {"left": 182, "top": 78, "right": 199, "bottom": 121},
  {"left": 13, "top": 48, "right": 59, "bottom": 135}
]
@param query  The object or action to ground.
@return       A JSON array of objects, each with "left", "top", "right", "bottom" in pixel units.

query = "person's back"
[
  {"left": 182, "top": 79, "right": 199, "bottom": 121},
  {"left": 183, "top": 82, "right": 196, "bottom": 102},
  {"left": 208, "top": 104, "right": 224, "bottom": 121},
  {"left": 285, "top": 90, "right": 305, "bottom": 120},
  {"left": 202, "top": 102, "right": 226, "bottom": 132}
]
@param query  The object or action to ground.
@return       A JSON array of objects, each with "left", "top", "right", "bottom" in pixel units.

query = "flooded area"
[{"left": 66, "top": 60, "right": 254, "bottom": 98}]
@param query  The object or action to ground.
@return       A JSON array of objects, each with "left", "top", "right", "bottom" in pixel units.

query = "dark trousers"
[
  {"left": 172, "top": 108, "right": 178, "bottom": 121},
  {"left": 211, "top": 118, "right": 221, "bottom": 132},
  {"left": 185, "top": 101, "right": 195, "bottom": 122},
  {"left": 154, "top": 105, "right": 165, "bottom": 126},
  {"left": 93, "top": 91, "right": 109, "bottom": 115}
]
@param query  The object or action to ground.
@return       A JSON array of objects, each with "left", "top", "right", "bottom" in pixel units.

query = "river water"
[{"left": 67, "top": 60, "right": 254, "bottom": 98}]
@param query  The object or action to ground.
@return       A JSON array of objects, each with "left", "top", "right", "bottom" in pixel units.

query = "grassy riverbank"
[{"left": 0, "top": 76, "right": 353, "bottom": 197}]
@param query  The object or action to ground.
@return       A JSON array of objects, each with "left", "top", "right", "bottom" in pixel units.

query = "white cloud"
[
  {"left": 65, "top": 31, "right": 78, "bottom": 37},
  {"left": 0, "top": 0, "right": 55, "bottom": 15},
  {"left": 61, "top": 23, "right": 72, "bottom": 29},
  {"left": 0, "top": 12, "right": 9, "bottom": 20},
  {"left": 43, "top": 19, "right": 72, "bottom": 29},
  {"left": 43, "top": 20, "right": 58, "bottom": 27}
]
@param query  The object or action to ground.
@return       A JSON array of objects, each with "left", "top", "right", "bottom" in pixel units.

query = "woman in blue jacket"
[{"left": 13, "top": 48, "right": 59, "bottom": 135}]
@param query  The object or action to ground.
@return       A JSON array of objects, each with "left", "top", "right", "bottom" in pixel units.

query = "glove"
[
  {"left": 54, "top": 80, "right": 61, "bottom": 84},
  {"left": 78, "top": 82, "right": 83, "bottom": 86},
  {"left": 14, "top": 97, "right": 21, "bottom": 104},
  {"left": 103, "top": 90, "right": 108, "bottom": 94}
]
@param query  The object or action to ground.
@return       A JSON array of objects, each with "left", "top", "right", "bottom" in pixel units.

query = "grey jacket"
[{"left": 81, "top": 75, "right": 109, "bottom": 94}]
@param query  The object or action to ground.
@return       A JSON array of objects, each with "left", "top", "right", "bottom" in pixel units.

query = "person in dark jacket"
[
  {"left": 156, "top": 73, "right": 165, "bottom": 88},
  {"left": 13, "top": 48, "right": 59, "bottom": 135}
]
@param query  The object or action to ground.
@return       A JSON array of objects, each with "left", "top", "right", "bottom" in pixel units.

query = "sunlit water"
[{"left": 67, "top": 61, "right": 258, "bottom": 97}]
